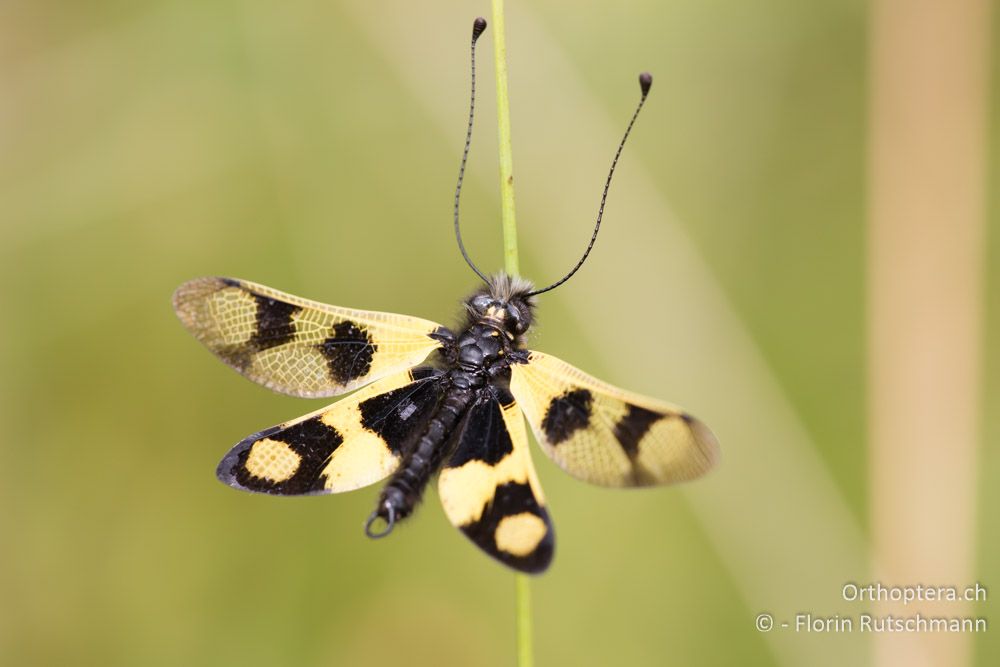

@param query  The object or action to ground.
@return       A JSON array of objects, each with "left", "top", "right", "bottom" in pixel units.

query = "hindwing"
[
  {"left": 510, "top": 351, "right": 719, "bottom": 487},
  {"left": 218, "top": 368, "right": 445, "bottom": 495},
  {"left": 438, "top": 386, "right": 554, "bottom": 573},
  {"left": 174, "top": 277, "right": 448, "bottom": 398}
]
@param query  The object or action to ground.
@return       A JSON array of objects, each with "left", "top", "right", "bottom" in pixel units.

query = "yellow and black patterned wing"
[
  {"left": 510, "top": 351, "right": 719, "bottom": 488},
  {"left": 218, "top": 368, "right": 445, "bottom": 495},
  {"left": 438, "top": 387, "right": 554, "bottom": 573},
  {"left": 173, "top": 277, "right": 447, "bottom": 398}
]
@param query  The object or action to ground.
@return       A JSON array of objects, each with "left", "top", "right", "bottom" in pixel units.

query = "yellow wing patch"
[
  {"left": 494, "top": 513, "right": 549, "bottom": 557},
  {"left": 218, "top": 368, "right": 445, "bottom": 495},
  {"left": 173, "top": 277, "right": 447, "bottom": 398},
  {"left": 244, "top": 439, "right": 302, "bottom": 483},
  {"left": 510, "top": 351, "right": 719, "bottom": 487},
  {"left": 437, "top": 392, "right": 554, "bottom": 573}
]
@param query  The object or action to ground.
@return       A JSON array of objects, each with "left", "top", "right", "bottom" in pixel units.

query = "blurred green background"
[{"left": 1, "top": 1, "right": 996, "bottom": 666}]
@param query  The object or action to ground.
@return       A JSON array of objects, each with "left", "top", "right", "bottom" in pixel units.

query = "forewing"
[
  {"left": 173, "top": 277, "right": 448, "bottom": 398},
  {"left": 218, "top": 368, "right": 445, "bottom": 495},
  {"left": 438, "top": 387, "right": 554, "bottom": 573},
  {"left": 510, "top": 351, "right": 719, "bottom": 488}
]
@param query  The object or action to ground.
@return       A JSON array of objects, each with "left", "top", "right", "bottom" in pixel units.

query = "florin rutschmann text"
[{"left": 754, "top": 582, "right": 988, "bottom": 634}]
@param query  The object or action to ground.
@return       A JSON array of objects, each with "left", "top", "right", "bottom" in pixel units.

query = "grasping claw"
[{"left": 365, "top": 501, "right": 396, "bottom": 539}]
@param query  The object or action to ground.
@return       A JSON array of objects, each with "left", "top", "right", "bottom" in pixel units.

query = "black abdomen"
[{"left": 367, "top": 381, "right": 476, "bottom": 536}]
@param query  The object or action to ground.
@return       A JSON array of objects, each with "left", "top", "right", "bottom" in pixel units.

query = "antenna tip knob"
[
  {"left": 639, "top": 72, "right": 653, "bottom": 96},
  {"left": 472, "top": 17, "right": 488, "bottom": 41}
]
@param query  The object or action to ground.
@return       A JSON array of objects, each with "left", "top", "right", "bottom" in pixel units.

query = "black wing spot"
[
  {"left": 446, "top": 394, "right": 514, "bottom": 468},
  {"left": 460, "top": 481, "right": 554, "bottom": 574},
  {"left": 319, "top": 320, "right": 378, "bottom": 384},
  {"left": 358, "top": 371, "right": 445, "bottom": 454},
  {"left": 541, "top": 389, "right": 593, "bottom": 445},
  {"left": 613, "top": 404, "right": 662, "bottom": 461},
  {"left": 231, "top": 416, "right": 344, "bottom": 494},
  {"left": 250, "top": 294, "right": 299, "bottom": 350}
]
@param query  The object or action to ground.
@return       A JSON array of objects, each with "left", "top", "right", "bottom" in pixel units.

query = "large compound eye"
[
  {"left": 471, "top": 294, "right": 491, "bottom": 312},
  {"left": 504, "top": 304, "right": 526, "bottom": 334}
]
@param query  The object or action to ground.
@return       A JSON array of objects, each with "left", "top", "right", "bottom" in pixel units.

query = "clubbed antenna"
[
  {"left": 454, "top": 17, "right": 490, "bottom": 285},
  {"left": 526, "top": 73, "right": 653, "bottom": 297}
]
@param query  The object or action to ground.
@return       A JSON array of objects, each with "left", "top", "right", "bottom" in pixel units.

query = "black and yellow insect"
[{"left": 174, "top": 18, "right": 718, "bottom": 574}]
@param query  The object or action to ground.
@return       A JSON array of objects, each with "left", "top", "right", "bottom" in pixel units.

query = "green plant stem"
[
  {"left": 515, "top": 572, "right": 533, "bottom": 667},
  {"left": 490, "top": 1, "right": 532, "bottom": 666},
  {"left": 491, "top": 0, "right": 520, "bottom": 277}
]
